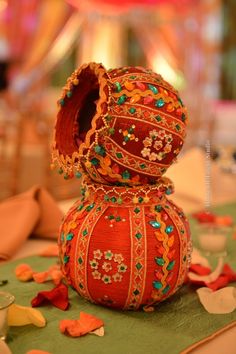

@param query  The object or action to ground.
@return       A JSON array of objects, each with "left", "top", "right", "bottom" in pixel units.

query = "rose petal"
[
  {"left": 197, "top": 287, "right": 236, "bottom": 314},
  {"left": 15, "top": 264, "right": 34, "bottom": 282},
  {"left": 215, "top": 216, "right": 233, "bottom": 227},
  {"left": 90, "top": 326, "right": 105, "bottom": 336},
  {"left": 188, "top": 257, "right": 224, "bottom": 283},
  {"left": 192, "top": 211, "right": 216, "bottom": 224},
  {"left": 59, "top": 312, "right": 104, "bottom": 337},
  {"left": 31, "top": 283, "right": 69, "bottom": 310},
  {"left": 222, "top": 264, "right": 236, "bottom": 282},
  {"left": 26, "top": 351, "right": 52, "bottom": 354},
  {"left": 33, "top": 271, "right": 49, "bottom": 284},
  {"left": 189, "top": 264, "right": 211, "bottom": 276},
  {"left": 50, "top": 270, "right": 63, "bottom": 285},
  {"left": 206, "top": 275, "right": 230, "bottom": 291},
  {"left": 8, "top": 304, "right": 46, "bottom": 327}
]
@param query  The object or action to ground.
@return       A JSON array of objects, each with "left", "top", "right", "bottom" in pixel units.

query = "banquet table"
[{"left": 0, "top": 202, "right": 236, "bottom": 354}]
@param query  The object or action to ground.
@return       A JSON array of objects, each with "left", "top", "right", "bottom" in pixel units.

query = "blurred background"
[{"left": 0, "top": 0, "right": 235, "bottom": 202}]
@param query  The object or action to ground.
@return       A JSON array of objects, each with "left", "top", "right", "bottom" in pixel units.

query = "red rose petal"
[
  {"left": 192, "top": 211, "right": 216, "bottom": 224},
  {"left": 189, "top": 264, "right": 211, "bottom": 276},
  {"left": 222, "top": 263, "right": 236, "bottom": 281},
  {"left": 31, "top": 283, "right": 69, "bottom": 310},
  {"left": 206, "top": 275, "right": 230, "bottom": 291}
]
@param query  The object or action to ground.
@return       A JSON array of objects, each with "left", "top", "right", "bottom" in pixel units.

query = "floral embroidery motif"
[
  {"left": 113, "top": 253, "right": 124, "bottom": 264},
  {"left": 104, "top": 250, "right": 113, "bottom": 260},
  {"left": 92, "top": 270, "right": 101, "bottom": 279},
  {"left": 104, "top": 214, "right": 126, "bottom": 227},
  {"left": 117, "top": 263, "right": 128, "bottom": 273},
  {"left": 89, "top": 249, "right": 128, "bottom": 284},
  {"left": 119, "top": 124, "right": 139, "bottom": 145},
  {"left": 102, "top": 262, "right": 112, "bottom": 272},
  {"left": 102, "top": 275, "right": 112, "bottom": 284},
  {"left": 141, "top": 129, "right": 173, "bottom": 162},
  {"left": 93, "top": 249, "right": 103, "bottom": 260},
  {"left": 112, "top": 273, "right": 123, "bottom": 282},
  {"left": 89, "top": 259, "right": 99, "bottom": 269}
]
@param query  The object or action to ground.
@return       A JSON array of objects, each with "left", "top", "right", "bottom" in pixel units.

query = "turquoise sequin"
[
  {"left": 153, "top": 281, "right": 162, "bottom": 289},
  {"left": 149, "top": 220, "right": 161, "bottom": 229},
  {"left": 66, "top": 233, "right": 74, "bottom": 241},
  {"left": 64, "top": 255, "right": 69, "bottom": 263},
  {"left": 165, "top": 225, "right": 174, "bottom": 234},
  {"left": 148, "top": 84, "right": 158, "bottom": 94},
  {"left": 75, "top": 171, "right": 82, "bottom": 179},
  {"left": 117, "top": 95, "right": 127, "bottom": 105},
  {"left": 167, "top": 260, "right": 175, "bottom": 270},
  {"left": 155, "top": 98, "right": 165, "bottom": 108},
  {"left": 155, "top": 257, "right": 165, "bottom": 266}
]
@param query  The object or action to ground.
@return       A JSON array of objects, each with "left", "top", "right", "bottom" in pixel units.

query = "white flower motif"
[
  {"left": 93, "top": 249, "right": 103, "bottom": 260},
  {"left": 149, "top": 152, "right": 157, "bottom": 161},
  {"left": 157, "top": 152, "right": 165, "bottom": 161},
  {"left": 104, "top": 250, "right": 113, "bottom": 260},
  {"left": 141, "top": 147, "right": 150, "bottom": 158},
  {"left": 89, "top": 259, "right": 98, "bottom": 269},
  {"left": 165, "top": 134, "right": 173, "bottom": 143},
  {"left": 154, "top": 140, "right": 163, "bottom": 151},
  {"left": 174, "top": 148, "right": 180, "bottom": 155},
  {"left": 164, "top": 144, "right": 172, "bottom": 153},
  {"left": 112, "top": 273, "right": 123, "bottom": 282},
  {"left": 114, "top": 253, "right": 124, "bottom": 264},
  {"left": 143, "top": 137, "right": 152, "bottom": 147},
  {"left": 102, "top": 275, "right": 112, "bottom": 284},
  {"left": 102, "top": 262, "right": 112, "bottom": 272},
  {"left": 157, "top": 129, "right": 166, "bottom": 139},
  {"left": 118, "top": 263, "right": 128, "bottom": 273},
  {"left": 92, "top": 270, "right": 101, "bottom": 280},
  {"left": 149, "top": 129, "right": 158, "bottom": 140}
]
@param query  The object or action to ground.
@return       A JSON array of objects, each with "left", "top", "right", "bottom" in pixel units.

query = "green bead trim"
[
  {"left": 155, "top": 257, "right": 165, "bottom": 266},
  {"left": 66, "top": 233, "right": 74, "bottom": 241},
  {"left": 167, "top": 260, "right": 175, "bottom": 270}
]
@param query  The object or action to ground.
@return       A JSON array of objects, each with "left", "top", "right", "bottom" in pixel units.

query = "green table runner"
[{"left": 1, "top": 202, "right": 236, "bottom": 354}]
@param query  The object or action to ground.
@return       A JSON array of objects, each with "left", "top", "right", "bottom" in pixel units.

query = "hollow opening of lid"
[{"left": 55, "top": 65, "right": 102, "bottom": 157}]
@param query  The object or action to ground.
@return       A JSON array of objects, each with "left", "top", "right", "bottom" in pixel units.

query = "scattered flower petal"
[
  {"left": 59, "top": 312, "right": 104, "bottom": 337},
  {"left": 197, "top": 287, "right": 236, "bottom": 314},
  {"left": 8, "top": 304, "right": 46, "bottom": 327},
  {"left": 188, "top": 257, "right": 224, "bottom": 283},
  {"left": 26, "top": 351, "right": 52, "bottom": 354},
  {"left": 31, "top": 283, "right": 69, "bottom": 310},
  {"left": 15, "top": 264, "right": 34, "bottom": 282},
  {"left": 90, "top": 326, "right": 105, "bottom": 336},
  {"left": 33, "top": 271, "right": 49, "bottom": 284},
  {"left": 192, "top": 211, "right": 216, "bottom": 224}
]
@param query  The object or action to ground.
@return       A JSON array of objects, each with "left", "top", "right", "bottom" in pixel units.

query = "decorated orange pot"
[
  {"left": 59, "top": 177, "right": 191, "bottom": 310},
  {"left": 52, "top": 62, "right": 188, "bottom": 186}
]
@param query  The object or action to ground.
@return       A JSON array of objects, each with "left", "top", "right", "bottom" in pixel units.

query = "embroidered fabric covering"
[
  {"left": 52, "top": 63, "right": 188, "bottom": 185},
  {"left": 1, "top": 202, "right": 236, "bottom": 354},
  {"left": 59, "top": 177, "right": 191, "bottom": 310}
]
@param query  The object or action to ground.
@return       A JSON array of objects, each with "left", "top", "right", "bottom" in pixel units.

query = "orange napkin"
[{"left": 0, "top": 185, "right": 63, "bottom": 261}]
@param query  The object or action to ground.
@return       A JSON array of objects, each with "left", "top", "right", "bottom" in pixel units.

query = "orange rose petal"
[
  {"left": 60, "top": 312, "right": 104, "bottom": 337},
  {"left": 215, "top": 216, "right": 233, "bottom": 227},
  {"left": 33, "top": 271, "right": 49, "bottom": 284},
  {"left": 26, "top": 350, "right": 52, "bottom": 354},
  {"left": 15, "top": 264, "right": 34, "bottom": 282},
  {"left": 50, "top": 270, "right": 63, "bottom": 285}
]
